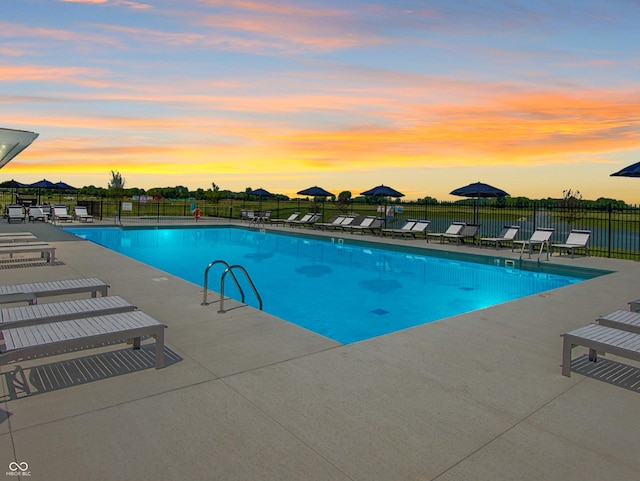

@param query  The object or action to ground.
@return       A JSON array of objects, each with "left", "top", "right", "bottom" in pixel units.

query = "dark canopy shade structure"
[
  {"left": 298, "top": 186, "right": 333, "bottom": 216},
  {"left": 450, "top": 181, "right": 509, "bottom": 223},
  {"left": 54, "top": 181, "right": 78, "bottom": 190},
  {"left": 0, "top": 179, "right": 29, "bottom": 189},
  {"left": 610, "top": 161, "right": 640, "bottom": 178},
  {"left": 0, "top": 128, "right": 39, "bottom": 169},
  {"left": 449, "top": 181, "right": 509, "bottom": 198},
  {"left": 360, "top": 184, "right": 405, "bottom": 198},
  {"left": 297, "top": 186, "right": 333, "bottom": 197},
  {"left": 30, "top": 178, "right": 58, "bottom": 189},
  {"left": 250, "top": 187, "right": 274, "bottom": 210}
]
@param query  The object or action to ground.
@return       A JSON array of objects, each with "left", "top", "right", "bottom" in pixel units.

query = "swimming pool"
[{"left": 65, "top": 226, "right": 596, "bottom": 344}]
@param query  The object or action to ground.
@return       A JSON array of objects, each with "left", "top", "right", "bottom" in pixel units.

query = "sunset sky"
[{"left": 2, "top": 0, "right": 640, "bottom": 202}]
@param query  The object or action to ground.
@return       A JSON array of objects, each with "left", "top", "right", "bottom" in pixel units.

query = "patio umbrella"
[
  {"left": 29, "top": 178, "right": 58, "bottom": 204},
  {"left": 0, "top": 179, "right": 29, "bottom": 204},
  {"left": 450, "top": 181, "right": 509, "bottom": 223},
  {"left": 297, "top": 186, "right": 334, "bottom": 215},
  {"left": 250, "top": 187, "right": 274, "bottom": 210},
  {"left": 0, "top": 179, "right": 29, "bottom": 189},
  {"left": 610, "top": 161, "right": 640, "bottom": 177},
  {"left": 361, "top": 184, "right": 405, "bottom": 231},
  {"left": 54, "top": 181, "right": 78, "bottom": 190}
]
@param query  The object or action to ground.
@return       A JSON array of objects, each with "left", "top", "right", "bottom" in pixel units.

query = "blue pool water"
[{"left": 65, "top": 226, "right": 589, "bottom": 344}]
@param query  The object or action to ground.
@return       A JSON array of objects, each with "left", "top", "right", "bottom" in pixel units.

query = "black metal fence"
[{"left": 68, "top": 198, "right": 640, "bottom": 260}]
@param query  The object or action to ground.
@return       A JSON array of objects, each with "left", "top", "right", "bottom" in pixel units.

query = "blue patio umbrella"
[
  {"left": 0, "top": 179, "right": 29, "bottom": 189},
  {"left": 297, "top": 186, "right": 333, "bottom": 197},
  {"left": 360, "top": 184, "right": 405, "bottom": 198},
  {"left": 250, "top": 187, "right": 274, "bottom": 210},
  {"left": 298, "top": 186, "right": 334, "bottom": 216},
  {"left": 30, "top": 178, "right": 58, "bottom": 204},
  {"left": 54, "top": 181, "right": 78, "bottom": 190},
  {"left": 450, "top": 181, "right": 509, "bottom": 223},
  {"left": 611, "top": 161, "right": 640, "bottom": 177},
  {"left": 361, "top": 185, "right": 405, "bottom": 231}
]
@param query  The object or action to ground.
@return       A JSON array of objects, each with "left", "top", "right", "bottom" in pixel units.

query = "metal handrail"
[
  {"left": 201, "top": 260, "right": 244, "bottom": 306},
  {"left": 218, "top": 265, "right": 263, "bottom": 313}
]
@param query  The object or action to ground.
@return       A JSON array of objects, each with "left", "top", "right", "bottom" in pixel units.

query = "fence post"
[
  {"left": 533, "top": 201, "right": 537, "bottom": 231},
  {"left": 607, "top": 203, "right": 612, "bottom": 258}
]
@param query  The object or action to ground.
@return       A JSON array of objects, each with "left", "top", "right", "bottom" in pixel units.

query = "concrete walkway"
[{"left": 1, "top": 219, "right": 639, "bottom": 480}]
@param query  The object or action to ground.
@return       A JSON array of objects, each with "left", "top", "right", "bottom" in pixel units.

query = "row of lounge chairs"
[
  {"left": 5, "top": 205, "right": 93, "bottom": 223},
  {"left": 561, "top": 299, "right": 640, "bottom": 377},
  {"left": 0, "top": 277, "right": 167, "bottom": 372}
]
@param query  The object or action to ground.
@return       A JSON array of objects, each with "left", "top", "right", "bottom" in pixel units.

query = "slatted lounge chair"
[
  {"left": 479, "top": 225, "right": 520, "bottom": 249},
  {"left": 28, "top": 206, "right": 47, "bottom": 222},
  {"left": 403, "top": 220, "right": 430, "bottom": 239},
  {"left": 314, "top": 215, "right": 347, "bottom": 230},
  {"left": 427, "top": 222, "right": 465, "bottom": 243},
  {"left": 336, "top": 215, "right": 360, "bottom": 231},
  {"left": 512, "top": 227, "right": 554, "bottom": 259},
  {"left": 550, "top": 229, "right": 590, "bottom": 258},
  {"left": 270, "top": 212, "right": 300, "bottom": 225},
  {"left": 0, "top": 278, "right": 110, "bottom": 305},
  {"left": 0, "top": 295, "right": 136, "bottom": 329},
  {"left": 441, "top": 223, "right": 480, "bottom": 245},
  {"left": 1, "top": 310, "right": 167, "bottom": 370},
  {"left": 596, "top": 310, "right": 640, "bottom": 335},
  {"left": 0, "top": 242, "right": 56, "bottom": 264},
  {"left": 346, "top": 216, "right": 381, "bottom": 235},
  {"left": 0, "top": 234, "right": 38, "bottom": 243},
  {"left": 74, "top": 205, "right": 94, "bottom": 223},
  {"left": 288, "top": 213, "right": 321, "bottom": 227},
  {"left": 0, "top": 232, "right": 35, "bottom": 238},
  {"left": 52, "top": 205, "right": 73, "bottom": 223},
  {"left": 561, "top": 323, "right": 640, "bottom": 377},
  {"left": 7, "top": 206, "right": 25, "bottom": 223},
  {"left": 382, "top": 220, "right": 417, "bottom": 237}
]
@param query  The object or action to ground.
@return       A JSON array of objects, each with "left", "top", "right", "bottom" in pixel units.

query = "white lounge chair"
[
  {"left": 74, "top": 205, "right": 94, "bottom": 223},
  {"left": 0, "top": 295, "right": 136, "bottom": 329},
  {"left": 1, "top": 310, "right": 167, "bottom": 370},
  {"left": 52, "top": 205, "right": 73, "bottom": 223},
  {"left": 512, "top": 227, "right": 554, "bottom": 259},
  {"left": 7, "top": 205, "right": 25, "bottom": 223},
  {"left": 440, "top": 223, "right": 480, "bottom": 245},
  {"left": 270, "top": 212, "right": 300, "bottom": 226},
  {"left": 403, "top": 220, "right": 430, "bottom": 239},
  {"left": 346, "top": 216, "right": 382, "bottom": 235},
  {"left": 314, "top": 215, "right": 347, "bottom": 230},
  {"left": 551, "top": 229, "right": 590, "bottom": 258},
  {"left": 561, "top": 323, "right": 640, "bottom": 377},
  {"left": 427, "top": 222, "right": 465, "bottom": 243},
  {"left": 479, "top": 225, "right": 520, "bottom": 249},
  {"left": 382, "top": 220, "right": 417, "bottom": 237},
  {"left": 0, "top": 278, "right": 110, "bottom": 305},
  {"left": 0, "top": 242, "right": 56, "bottom": 264},
  {"left": 28, "top": 206, "right": 48, "bottom": 222},
  {"left": 596, "top": 310, "right": 640, "bottom": 334}
]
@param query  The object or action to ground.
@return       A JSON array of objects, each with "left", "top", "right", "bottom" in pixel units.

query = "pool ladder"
[{"left": 201, "top": 260, "right": 263, "bottom": 313}]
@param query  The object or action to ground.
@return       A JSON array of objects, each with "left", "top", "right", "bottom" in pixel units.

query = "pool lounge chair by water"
[
  {"left": 439, "top": 223, "right": 480, "bottom": 245},
  {"left": 28, "top": 206, "right": 48, "bottom": 222},
  {"left": 550, "top": 229, "right": 590, "bottom": 258},
  {"left": 382, "top": 220, "right": 416, "bottom": 237},
  {"left": 1, "top": 310, "right": 167, "bottom": 370},
  {"left": 0, "top": 242, "right": 56, "bottom": 264},
  {"left": 345, "top": 216, "right": 382, "bottom": 235},
  {"left": 596, "top": 310, "right": 640, "bottom": 334},
  {"left": 52, "top": 205, "right": 73, "bottom": 223},
  {"left": 7, "top": 205, "right": 25, "bottom": 223},
  {"left": 479, "top": 225, "right": 520, "bottom": 249},
  {"left": 0, "top": 278, "right": 110, "bottom": 305},
  {"left": 561, "top": 323, "right": 640, "bottom": 377},
  {"left": 74, "top": 205, "right": 94, "bottom": 223},
  {"left": 427, "top": 222, "right": 465, "bottom": 243},
  {"left": 270, "top": 212, "right": 300, "bottom": 226},
  {"left": 513, "top": 227, "right": 554, "bottom": 259},
  {"left": 0, "top": 295, "right": 136, "bottom": 329}
]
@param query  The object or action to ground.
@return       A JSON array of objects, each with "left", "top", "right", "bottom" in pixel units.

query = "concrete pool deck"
[{"left": 1, "top": 219, "right": 640, "bottom": 480}]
